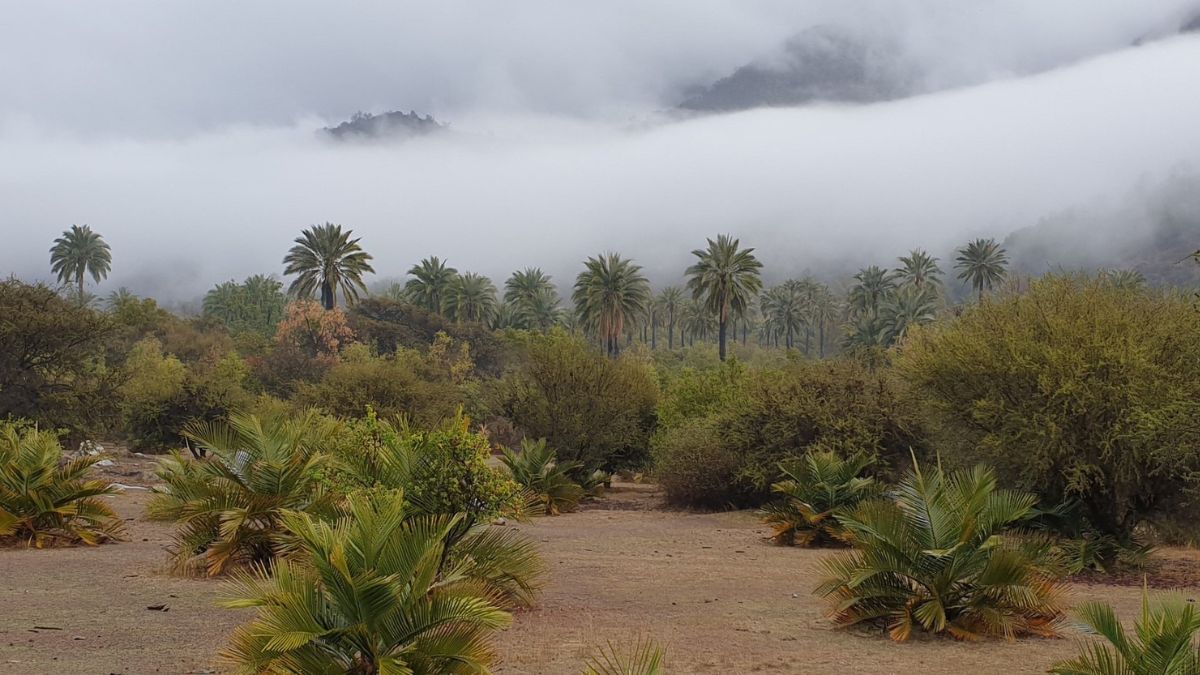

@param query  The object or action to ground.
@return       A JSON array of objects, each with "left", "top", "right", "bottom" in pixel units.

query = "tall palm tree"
[
  {"left": 282, "top": 223, "right": 374, "bottom": 310},
  {"left": 657, "top": 286, "right": 684, "bottom": 350},
  {"left": 504, "top": 268, "right": 559, "bottom": 331},
  {"left": 404, "top": 256, "right": 458, "bottom": 314},
  {"left": 955, "top": 238, "right": 1009, "bottom": 302},
  {"left": 525, "top": 289, "right": 562, "bottom": 332},
  {"left": 848, "top": 266, "right": 895, "bottom": 318},
  {"left": 49, "top": 224, "right": 112, "bottom": 300},
  {"left": 811, "top": 285, "right": 839, "bottom": 358},
  {"left": 895, "top": 249, "right": 943, "bottom": 292},
  {"left": 685, "top": 234, "right": 764, "bottom": 361},
  {"left": 445, "top": 272, "right": 498, "bottom": 324},
  {"left": 572, "top": 253, "right": 651, "bottom": 357},
  {"left": 680, "top": 299, "right": 716, "bottom": 346},
  {"left": 760, "top": 282, "right": 806, "bottom": 349}
]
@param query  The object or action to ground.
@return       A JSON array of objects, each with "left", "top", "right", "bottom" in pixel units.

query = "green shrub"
[
  {"left": 896, "top": 275, "right": 1200, "bottom": 542},
  {"left": 500, "top": 438, "right": 584, "bottom": 516},
  {"left": 294, "top": 349, "right": 461, "bottom": 427},
  {"left": 402, "top": 412, "right": 522, "bottom": 521},
  {"left": 652, "top": 417, "right": 742, "bottom": 509},
  {"left": 220, "top": 490, "right": 511, "bottom": 673},
  {"left": 1050, "top": 590, "right": 1200, "bottom": 674},
  {"left": 147, "top": 411, "right": 338, "bottom": 575},
  {"left": 0, "top": 424, "right": 124, "bottom": 546},
  {"left": 759, "top": 450, "right": 879, "bottom": 546},
  {"left": 817, "top": 462, "right": 1066, "bottom": 641},
  {"left": 490, "top": 333, "right": 658, "bottom": 472}
]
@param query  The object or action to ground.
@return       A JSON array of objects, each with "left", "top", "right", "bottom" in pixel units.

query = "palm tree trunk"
[
  {"left": 651, "top": 320, "right": 657, "bottom": 350},
  {"left": 77, "top": 272, "right": 84, "bottom": 302},
  {"left": 818, "top": 318, "right": 825, "bottom": 358},
  {"left": 718, "top": 319, "right": 727, "bottom": 361}
]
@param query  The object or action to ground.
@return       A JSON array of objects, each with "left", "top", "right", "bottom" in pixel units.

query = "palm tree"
[
  {"left": 49, "top": 224, "right": 112, "bottom": 300},
  {"left": 504, "top": 268, "right": 559, "bottom": 331},
  {"left": 657, "top": 286, "right": 684, "bottom": 349},
  {"left": 220, "top": 490, "right": 511, "bottom": 673},
  {"left": 955, "top": 238, "right": 1009, "bottom": 302},
  {"left": 404, "top": 256, "right": 457, "bottom": 314},
  {"left": 895, "top": 249, "right": 943, "bottom": 292},
  {"left": 572, "top": 253, "right": 651, "bottom": 357},
  {"left": 282, "top": 223, "right": 374, "bottom": 310},
  {"left": 810, "top": 285, "right": 839, "bottom": 358},
  {"left": 685, "top": 234, "right": 763, "bottom": 361},
  {"left": 104, "top": 287, "right": 137, "bottom": 312},
  {"left": 680, "top": 299, "right": 716, "bottom": 346},
  {"left": 760, "top": 282, "right": 806, "bottom": 349},
  {"left": 1101, "top": 268, "right": 1146, "bottom": 290},
  {"left": 445, "top": 272, "right": 498, "bottom": 324},
  {"left": 847, "top": 266, "right": 895, "bottom": 318},
  {"left": 878, "top": 285, "right": 938, "bottom": 345}
]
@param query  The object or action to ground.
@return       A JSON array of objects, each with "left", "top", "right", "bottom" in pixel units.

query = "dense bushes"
[
  {"left": 655, "top": 358, "right": 926, "bottom": 507},
  {"left": 0, "top": 424, "right": 125, "bottom": 546},
  {"left": 897, "top": 276, "right": 1200, "bottom": 542},
  {"left": 490, "top": 333, "right": 659, "bottom": 473}
]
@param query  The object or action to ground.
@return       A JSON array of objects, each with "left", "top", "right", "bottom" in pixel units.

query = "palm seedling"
[
  {"left": 817, "top": 461, "right": 1067, "bottom": 641},
  {"left": 759, "top": 451, "right": 878, "bottom": 547},
  {"left": 1050, "top": 589, "right": 1200, "bottom": 675},
  {"left": 499, "top": 438, "right": 585, "bottom": 516},
  {"left": 0, "top": 425, "right": 124, "bottom": 546},
  {"left": 147, "top": 411, "right": 338, "bottom": 575},
  {"left": 583, "top": 637, "right": 666, "bottom": 675},
  {"left": 220, "top": 490, "right": 512, "bottom": 674}
]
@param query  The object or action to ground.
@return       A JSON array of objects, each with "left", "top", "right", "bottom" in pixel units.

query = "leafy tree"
[
  {"left": 896, "top": 275, "right": 1200, "bottom": 542},
  {"left": 499, "top": 438, "right": 584, "bottom": 516},
  {"left": 220, "top": 490, "right": 511, "bottom": 674},
  {"left": 573, "top": 253, "right": 651, "bottom": 357},
  {"left": 1050, "top": 591, "right": 1200, "bottom": 675},
  {"left": 685, "top": 234, "right": 763, "bottom": 361},
  {"left": 0, "top": 280, "right": 118, "bottom": 441},
  {"left": 445, "top": 272, "right": 498, "bottom": 324},
  {"left": 491, "top": 333, "right": 658, "bottom": 472},
  {"left": 657, "top": 286, "right": 684, "bottom": 349},
  {"left": 955, "top": 237, "right": 1009, "bottom": 302},
  {"left": 0, "top": 424, "right": 124, "bottom": 546},
  {"left": 818, "top": 462, "right": 1066, "bottom": 641},
  {"left": 894, "top": 248, "right": 943, "bottom": 291},
  {"left": 404, "top": 255, "right": 458, "bottom": 314},
  {"left": 759, "top": 450, "right": 879, "bottom": 546},
  {"left": 256, "top": 300, "right": 356, "bottom": 393},
  {"left": 49, "top": 224, "right": 112, "bottom": 299},
  {"left": 282, "top": 222, "right": 375, "bottom": 309},
  {"left": 147, "top": 411, "right": 338, "bottom": 575}
]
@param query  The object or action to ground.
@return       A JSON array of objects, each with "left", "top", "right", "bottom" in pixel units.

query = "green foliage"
[
  {"left": 404, "top": 255, "right": 458, "bottom": 314},
  {"left": 0, "top": 279, "right": 119, "bottom": 442},
  {"left": 573, "top": 253, "right": 652, "bottom": 357},
  {"left": 402, "top": 412, "right": 521, "bottom": 520},
  {"left": 500, "top": 438, "right": 584, "bottom": 516},
  {"left": 583, "top": 637, "right": 666, "bottom": 675},
  {"left": 954, "top": 237, "right": 1009, "bottom": 301},
  {"left": 685, "top": 234, "right": 763, "bottom": 361},
  {"left": 49, "top": 224, "right": 111, "bottom": 297},
  {"left": 282, "top": 222, "right": 375, "bottom": 310},
  {"left": 0, "top": 424, "right": 124, "bottom": 546},
  {"left": 119, "top": 337, "right": 253, "bottom": 451},
  {"left": 147, "top": 412, "right": 338, "bottom": 575},
  {"left": 491, "top": 333, "right": 659, "bottom": 473},
  {"left": 202, "top": 274, "right": 287, "bottom": 337},
  {"left": 896, "top": 275, "right": 1200, "bottom": 541},
  {"left": 348, "top": 297, "right": 509, "bottom": 376},
  {"left": 220, "top": 489, "right": 511, "bottom": 674},
  {"left": 759, "top": 450, "right": 879, "bottom": 546},
  {"left": 817, "top": 462, "right": 1066, "bottom": 641},
  {"left": 1051, "top": 590, "right": 1200, "bottom": 675},
  {"left": 652, "top": 417, "right": 742, "bottom": 509},
  {"left": 445, "top": 271, "right": 498, "bottom": 324}
]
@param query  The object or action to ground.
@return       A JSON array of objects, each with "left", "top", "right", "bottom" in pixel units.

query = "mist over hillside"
[{"left": 1, "top": 1, "right": 1199, "bottom": 302}]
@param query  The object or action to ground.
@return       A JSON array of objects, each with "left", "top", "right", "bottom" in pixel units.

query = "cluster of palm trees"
[{"left": 45, "top": 221, "right": 1017, "bottom": 360}]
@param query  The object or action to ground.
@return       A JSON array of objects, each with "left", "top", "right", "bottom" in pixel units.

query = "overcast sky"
[{"left": 2, "top": 1, "right": 1199, "bottom": 299}]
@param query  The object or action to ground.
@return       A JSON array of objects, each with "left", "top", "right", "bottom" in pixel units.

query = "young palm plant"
[
  {"left": 583, "top": 637, "right": 666, "bottom": 675},
  {"left": 500, "top": 438, "right": 585, "bottom": 516},
  {"left": 220, "top": 490, "right": 511, "bottom": 674},
  {"left": 147, "top": 411, "right": 338, "bottom": 575},
  {"left": 817, "top": 461, "right": 1066, "bottom": 641},
  {"left": 1050, "top": 590, "right": 1200, "bottom": 675},
  {"left": 0, "top": 425, "right": 124, "bottom": 546},
  {"left": 759, "top": 451, "right": 878, "bottom": 547}
]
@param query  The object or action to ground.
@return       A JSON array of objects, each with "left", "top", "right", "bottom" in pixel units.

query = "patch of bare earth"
[{"left": 2, "top": 458, "right": 1199, "bottom": 674}]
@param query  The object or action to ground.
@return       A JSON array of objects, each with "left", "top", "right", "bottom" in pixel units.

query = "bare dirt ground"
[{"left": 2, "top": 455, "right": 1197, "bottom": 674}]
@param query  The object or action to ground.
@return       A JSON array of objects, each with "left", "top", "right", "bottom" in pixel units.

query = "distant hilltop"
[{"left": 323, "top": 110, "right": 445, "bottom": 140}]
